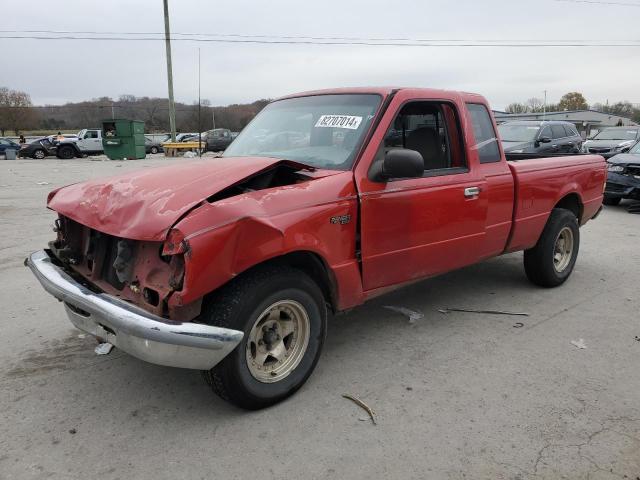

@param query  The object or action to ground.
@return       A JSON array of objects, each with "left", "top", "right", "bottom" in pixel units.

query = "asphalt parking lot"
[{"left": 1, "top": 157, "right": 639, "bottom": 480}]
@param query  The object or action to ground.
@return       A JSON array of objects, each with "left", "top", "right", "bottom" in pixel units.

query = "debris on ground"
[
  {"left": 343, "top": 394, "right": 377, "bottom": 425},
  {"left": 384, "top": 306, "right": 424, "bottom": 324},
  {"left": 94, "top": 342, "right": 114, "bottom": 355},
  {"left": 438, "top": 308, "right": 529, "bottom": 317},
  {"left": 77, "top": 333, "right": 86, "bottom": 339},
  {"left": 68, "top": 428, "right": 77, "bottom": 434},
  {"left": 183, "top": 151, "right": 197, "bottom": 158},
  {"left": 513, "top": 322, "right": 524, "bottom": 328},
  {"left": 634, "top": 336, "right": 640, "bottom": 342},
  {"left": 36, "top": 181, "right": 50, "bottom": 185},
  {"left": 570, "top": 339, "right": 587, "bottom": 349}
]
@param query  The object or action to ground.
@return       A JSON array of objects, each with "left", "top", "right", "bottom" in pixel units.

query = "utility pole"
[
  {"left": 543, "top": 90, "right": 547, "bottom": 120},
  {"left": 163, "top": 0, "right": 176, "bottom": 142},
  {"left": 212, "top": 109, "right": 215, "bottom": 130},
  {"left": 111, "top": 102, "right": 115, "bottom": 119}
]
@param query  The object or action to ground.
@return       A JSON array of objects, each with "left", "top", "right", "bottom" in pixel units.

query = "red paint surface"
[{"left": 47, "top": 87, "right": 606, "bottom": 317}]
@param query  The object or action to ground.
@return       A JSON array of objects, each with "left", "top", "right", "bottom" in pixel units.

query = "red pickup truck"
[{"left": 27, "top": 88, "right": 606, "bottom": 409}]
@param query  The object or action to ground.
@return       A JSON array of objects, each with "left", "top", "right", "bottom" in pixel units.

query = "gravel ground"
[{"left": 1, "top": 157, "right": 639, "bottom": 480}]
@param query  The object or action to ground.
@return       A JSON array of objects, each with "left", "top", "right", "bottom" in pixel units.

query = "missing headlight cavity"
[{"left": 208, "top": 164, "right": 312, "bottom": 203}]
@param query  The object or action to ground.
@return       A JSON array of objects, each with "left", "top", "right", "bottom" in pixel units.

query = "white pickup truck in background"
[{"left": 56, "top": 129, "right": 103, "bottom": 159}]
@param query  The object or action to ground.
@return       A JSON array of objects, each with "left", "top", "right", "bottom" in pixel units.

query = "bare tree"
[
  {"left": 0, "top": 87, "right": 39, "bottom": 135},
  {"left": 505, "top": 103, "right": 527, "bottom": 114},
  {"left": 526, "top": 97, "right": 544, "bottom": 113}
]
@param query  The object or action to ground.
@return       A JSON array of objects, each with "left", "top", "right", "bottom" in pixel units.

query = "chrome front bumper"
[{"left": 26, "top": 250, "right": 243, "bottom": 370}]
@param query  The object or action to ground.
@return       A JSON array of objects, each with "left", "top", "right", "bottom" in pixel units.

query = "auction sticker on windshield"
[{"left": 315, "top": 115, "right": 363, "bottom": 130}]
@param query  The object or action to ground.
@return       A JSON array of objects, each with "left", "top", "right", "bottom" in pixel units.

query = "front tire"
[
  {"left": 603, "top": 195, "right": 621, "bottom": 206},
  {"left": 32, "top": 149, "right": 46, "bottom": 159},
  {"left": 57, "top": 145, "right": 75, "bottom": 159},
  {"left": 524, "top": 208, "right": 580, "bottom": 288},
  {"left": 150, "top": 146, "right": 159, "bottom": 154},
  {"left": 201, "top": 266, "right": 327, "bottom": 410}
]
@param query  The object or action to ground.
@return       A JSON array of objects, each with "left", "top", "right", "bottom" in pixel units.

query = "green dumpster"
[{"left": 102, "top": 119, "right": 146, "bottom": 160}]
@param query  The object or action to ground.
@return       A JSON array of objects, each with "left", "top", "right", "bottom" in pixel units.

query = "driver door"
[{"left": 356, "top": 93, "right": 489, "bottom": 291}]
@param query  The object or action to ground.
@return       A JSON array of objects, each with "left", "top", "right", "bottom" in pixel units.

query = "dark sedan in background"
[
  {"left": 144, "top": 136, "right": 164, "bottom": 154},
  {"left": 498, "top": 120, "right": 582, "bottom": 154},
  {"left": 582, "top": 127, "right": 640, "bottom": 159},
  {"left": 0, "top": 138, "right": 20, "bottom": 155},
  {"left": 603, "top": 141, "right": 640, "bottom": 205},
  {"left": 18, "top": 137, "right": 57, "bottom": 159},
  {"left": 205, "top": 128, "right": 234, "bottom": 152}
]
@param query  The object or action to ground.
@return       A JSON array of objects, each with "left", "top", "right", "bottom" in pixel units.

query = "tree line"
[
  {"left": 0, "top": 86, "right": 270, "bottom": 136},
  {"left": 504, "top": 91, "right": 640, "bottom": 123}
]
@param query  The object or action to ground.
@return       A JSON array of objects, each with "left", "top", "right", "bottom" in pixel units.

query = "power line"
[
  {"left": 1, "top": 34, "right": 640, "bottom": 47},
  {"left": 554, "top": 0, "right": 640, "bottom": 6},
  {"left": 0, "top": 29, "right": 638, "bottom": 43}
]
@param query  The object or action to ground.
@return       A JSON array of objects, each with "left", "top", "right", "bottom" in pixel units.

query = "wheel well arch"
[
  {"left": 226, "top": 251, "right": 338, "bottom": 312},
  {"left": 554, "top": 192, "right": 583, "bottom": 223}
]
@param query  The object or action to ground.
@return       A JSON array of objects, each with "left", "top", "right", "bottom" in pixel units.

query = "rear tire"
[
  {"left": 201, "top": 266, "right": 327, "bottom": 410},
  {"left": 57, "top": 145, "right": 75, "bottom": 159},
  {"left": 150, "top": 146, "right": 159, "bottom": 154},
  {"left": 524, "top": 208, "right": 580, "bottom": 288},
  {"left": 32, "top": 149, "right": 46, "bottom": 159},
  {"left": 603, "top": 195, "right": 621, "bottom": 206}
]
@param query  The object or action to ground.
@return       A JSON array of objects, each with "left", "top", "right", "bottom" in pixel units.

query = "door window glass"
[
  {"left": 381, "top": 101, "right": 466, "bottom": 172},
  {"left": 551, "top": 125, "right": 566, "bottom": 139}
]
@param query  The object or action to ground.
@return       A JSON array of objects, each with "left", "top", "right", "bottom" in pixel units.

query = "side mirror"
[
  {"left": 538, "top": 136, "right": 552, "bottom": 144},
  {"left": 380, "top": 149, "right": 424, "bottom": 180}
]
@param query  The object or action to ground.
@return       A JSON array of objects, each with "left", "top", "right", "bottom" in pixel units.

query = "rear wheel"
[
  {"left": 32, "top": 149, "right": 46, "bottom": 159},
  {"left": 524, "top": 208, "right": 580, "bottom": 287},
  {"left": 603, "top": 195, "right": 621, "bottom": 206},
  {"left": 150, "top": 146, "right": 159, "bottom": 154},
  {"left": 201, "top": 266, "right": 327, "bottom": 410},
  {"left": 57, "top": 145, "right": 75, "bottom": 159}
]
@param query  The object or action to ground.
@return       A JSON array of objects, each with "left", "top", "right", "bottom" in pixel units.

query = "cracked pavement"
[{"left": 1, "top": 158, "right": 639, "bottom": 479}]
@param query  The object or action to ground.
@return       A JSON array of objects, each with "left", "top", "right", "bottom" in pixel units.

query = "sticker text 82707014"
[{"left": 315, "top": 115, "right": 363, "bottom": 130}]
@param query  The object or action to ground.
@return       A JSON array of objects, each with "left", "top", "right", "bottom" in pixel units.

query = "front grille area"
[
  {"left": 606, "top": 183, "right": 627, "bottom": 193},
  {"left": 589, "top": 148, "right": 611, "bottom": 154},
  {"left": 626, "top": 165, "right": 640, "bottom": 176},
  {"left": 48, "top": 215, "right": 192, "bottom": 320}
]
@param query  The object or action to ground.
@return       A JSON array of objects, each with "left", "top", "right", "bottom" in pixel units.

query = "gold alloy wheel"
[
  {"left": 553, "top": 226, "right": 574, "bottom": 273},
  {"left": 245, "top": 300, "right": 310, "bottom": 383}
]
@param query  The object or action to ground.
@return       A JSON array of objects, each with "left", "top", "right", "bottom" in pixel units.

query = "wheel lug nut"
[{"left": 258, "top": 339, "right": 264, "bottom": 346}]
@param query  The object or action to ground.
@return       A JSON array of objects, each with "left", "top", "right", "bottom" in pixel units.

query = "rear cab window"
[{"left": 465, "top": 103, "right": 501, "bottom": 163}]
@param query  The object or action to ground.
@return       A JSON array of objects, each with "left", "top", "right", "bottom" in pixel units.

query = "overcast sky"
[{"left": 3, "top": 0, "right": 639, "bottom": 110}]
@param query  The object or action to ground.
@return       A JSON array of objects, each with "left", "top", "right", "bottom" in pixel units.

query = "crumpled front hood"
[{"left": 48, "top": 156, "right": 317, "bottom": 241}]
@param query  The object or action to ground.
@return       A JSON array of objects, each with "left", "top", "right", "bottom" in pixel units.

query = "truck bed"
[{"left": 505, "top": 154, "right": 606, "bottom": 253}]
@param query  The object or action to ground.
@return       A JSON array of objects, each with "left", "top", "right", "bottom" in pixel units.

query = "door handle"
[{"left": 464, "top": 186, "right": 481, "bottom": 198}]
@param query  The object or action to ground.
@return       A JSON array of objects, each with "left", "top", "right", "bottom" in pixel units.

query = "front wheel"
[
  {"left": 524, "top": 208, "right": 580, "bottom": 288},
  {"left": 32, "top": 149, "right": 46, "bottom": 159},
  {"left": 201, "top": 266, "right": 327, "bottom": 410},
  {"left": 57, "top": 145, "right": 75, "bottom": 159},
  {"left": 150, "top": 146, "right": 159, "bottom": 154}
]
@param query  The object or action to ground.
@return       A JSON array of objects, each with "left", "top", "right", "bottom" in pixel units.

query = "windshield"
[
  {"left": 498, "top": 124, "right": 540, "bottom": 142},
  {"left": 223, "top": 94, "right": 381, "bottom": 169},
  {"left": 593, "top": 129, "right": 638, "bottom": 141}
]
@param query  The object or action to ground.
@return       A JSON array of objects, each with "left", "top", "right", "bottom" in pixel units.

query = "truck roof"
[{"left": 277, "top": 87, "right": 487, "bottom": 103}]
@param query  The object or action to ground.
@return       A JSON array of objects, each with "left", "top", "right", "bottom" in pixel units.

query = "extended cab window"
[
  {"left": 380, "top": 101, "right": 466, "bottom": 173},
  {"left": 466, "top": 103, "right": 501, "bottom": 163}
]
